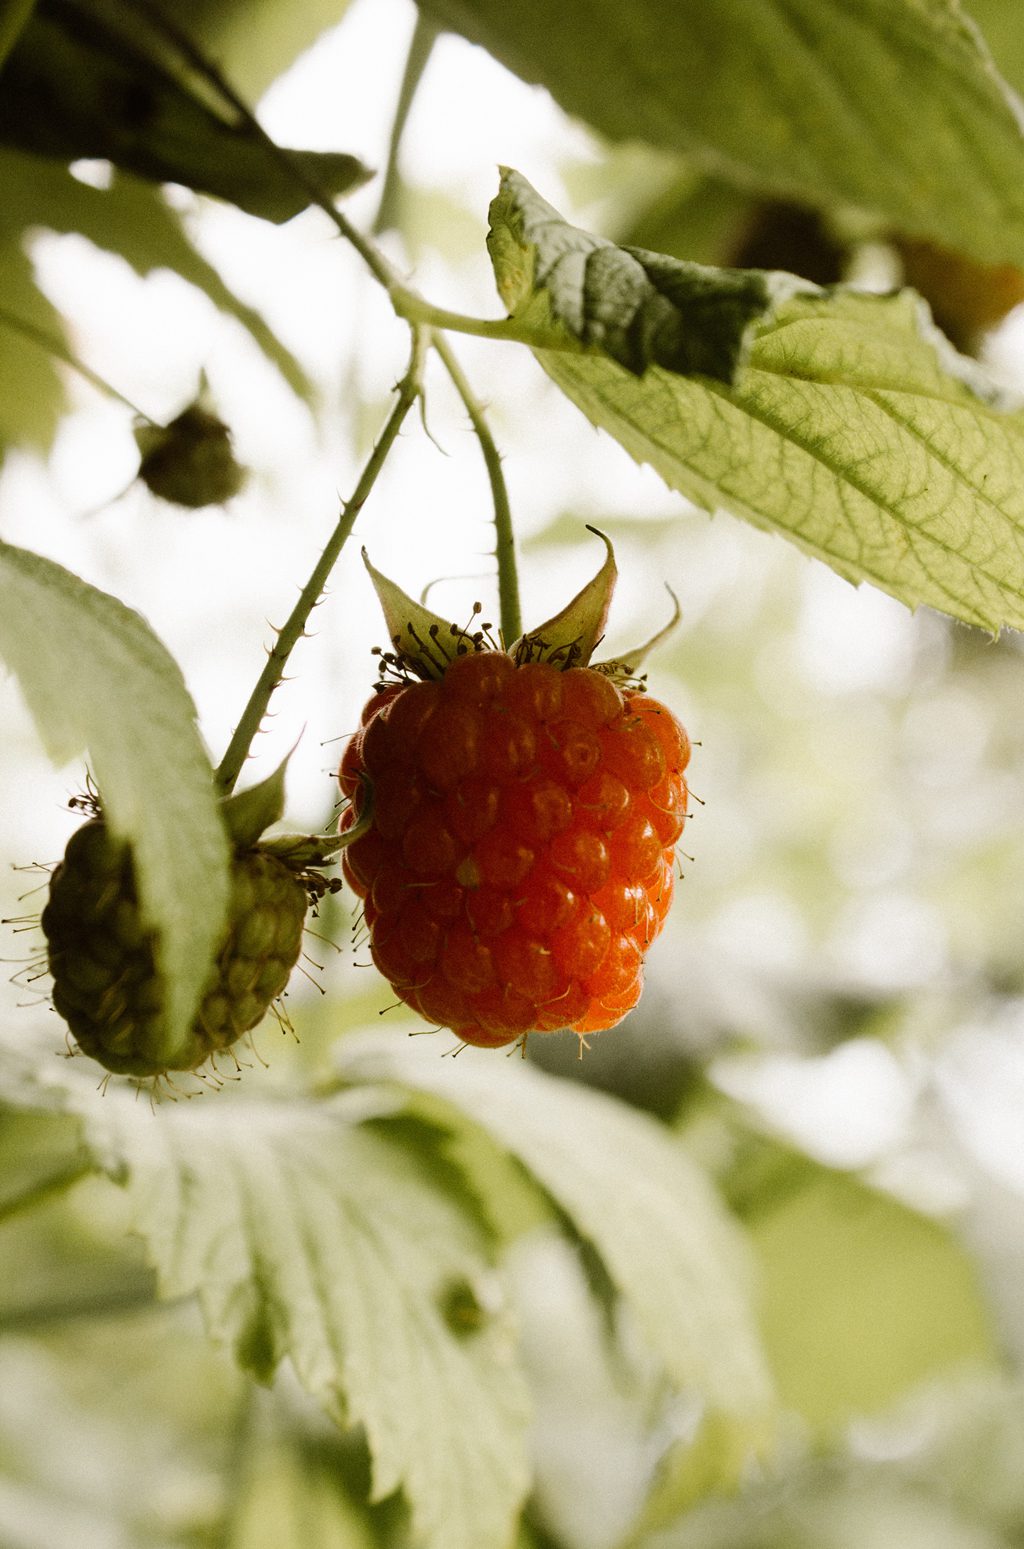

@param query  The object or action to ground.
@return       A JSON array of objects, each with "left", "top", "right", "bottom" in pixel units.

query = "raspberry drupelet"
[{"left": 339, "top": 648, "right": 690, "bottom": 1049}]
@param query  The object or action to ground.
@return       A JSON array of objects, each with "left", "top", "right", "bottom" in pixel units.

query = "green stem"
[
  {"left": 431, "top": 332, "right": 522, "bottom": 643},
  {"left": 215, "top": 346, "right": 423, "bottom": 794},
  {"left": 130, "top": 0, "right": 563, "bottom": 354},
  {"left": 390, "top": 287, "right": 559, "bottom": 349},
  {"left": 373, "top": 11, "right": 440, "bottom": 236},
  {"left": 0, "top": 304, "right": 154, "bottom": 420}
]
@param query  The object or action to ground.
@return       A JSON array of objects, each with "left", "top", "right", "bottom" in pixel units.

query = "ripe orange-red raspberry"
[{"left": 339, "top": 651, "right": 690, "bottom": 1049}]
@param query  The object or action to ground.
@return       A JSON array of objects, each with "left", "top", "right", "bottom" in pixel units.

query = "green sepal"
[
  {"left": 510, "top": 526, "right": 616, "bottom": 669},
  {"left": 362, "top": 548, "right": 476, "bottom": 680},
  {"left": 594, "top": 585, "right": 682, "bottom": 679},
  {"left": 221, "top": 752, "right": 290, "bottom": 849}
]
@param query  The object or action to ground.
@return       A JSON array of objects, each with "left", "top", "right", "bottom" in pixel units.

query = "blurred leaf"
[
  {"left": 0, "top": 146, "right": 314, "bottom": 401},
  {"left": 618, "top": 171, "right": 760, "bottom": 273},
  {"left": 426, "top": 0, "right": 1024, "bottom": 269},
  {"left": 68, "top": 1085, "right": 531, "bottom": 1549},
  {"left": 639, "top": 1463, "right": 1012, "bottom": 1549},
  {"left": 182, "top": 0, "right": 357, "bottom": 102},
  {"left": 0, "top": 0, "right": 370, "bottom": 221},
  {"left": 0, "top": 541, "right": 230, "bottom": 1062},
  {"left": 0, "top": 0, "right": 35, "bottom": 68},
  {"left": 495, "top": 207, "right": 1024, "bottom": 630},
  {"left": 228, "top": 1426, "right": 382, "bottom": 1549},
  {"left": 630, "top": 1410, "right": 769, "bottom": 1543},
  {"left": 746, "top": 1155, "right": 996, "bottom": 1434},
  {"left": 0, "top": 1109, "right": 88, "bottom": 1222},
  {"left": 873, "top": 1374, "right": 1024, "bottom": 1536},
  {"left": 488, "top": 168, "right": 773, "bottom": 383},
  {"left": 337, "top": 1035, "right": 775, "bottom": 1426},
  {"left": 0, "top": 238, "right": 68, "bottom": 452},
  {"left": 961, "top": 0, "right": 1024, "bottom": 103},
  {"left": 0, "top": 1304, "right": 241, "bottom": 1547}
]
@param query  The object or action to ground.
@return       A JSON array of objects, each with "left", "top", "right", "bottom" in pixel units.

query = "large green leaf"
[
  {"left": 489, "top": 172, "right": 1024, "bottom": 633},
  {"left": 0, "top": 0, "right": 370, "bottom": 222},
  {"left": 337, "top": 1035, "right": 774, "bottom": 1425},
  {"left": 71, "top": 1082, "right": 531, "bottom": 1549},
  {"left": 0, "top": 147, "right": 313, "bottom": 401},
  {"left": 0, "top": 541, "right": 230, "bottom": 1060},
  {"left": 423, "top": 0, "right": 1024, "bottom": 268}
]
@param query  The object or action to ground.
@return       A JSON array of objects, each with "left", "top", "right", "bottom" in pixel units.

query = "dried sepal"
[{"left": 509, "top": 526, "right": 616, "bottom": 669}]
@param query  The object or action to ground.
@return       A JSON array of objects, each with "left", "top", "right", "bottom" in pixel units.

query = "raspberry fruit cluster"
[
  {"left": 339, "top": 649, "right": 690, "bottom": 1049},
  {"left": 43, "top": 818, "right": 310, "bottom": 1078}
]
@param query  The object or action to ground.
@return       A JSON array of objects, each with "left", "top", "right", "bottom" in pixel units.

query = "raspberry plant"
[{"left": 1, "top": 3, "right": 1024, "bottom": 1549}]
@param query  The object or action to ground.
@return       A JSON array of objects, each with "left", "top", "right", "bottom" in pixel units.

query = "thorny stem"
[
  {"left": 0, "top": 304, "right": 154, "bottom": 422},
  {"left": 214, "top": 343, "right": 424, "bottom": 794},
  {"left": 134, "top": 0, "right": 527, "bottom": 723},
  {"left": 431, "top": 332, "right": 522, "bottom": 643},
  {"left": 373, "top": 11, "right": 441, "bottom": 235}
]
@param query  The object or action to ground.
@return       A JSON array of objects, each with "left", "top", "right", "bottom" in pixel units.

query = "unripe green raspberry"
[{"left": 42, "top": 819, "right": 309, "bottom": 1078}]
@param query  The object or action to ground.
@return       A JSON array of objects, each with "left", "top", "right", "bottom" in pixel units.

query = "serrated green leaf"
[
  {"left": 0, "top": 2, "right": 370, "bottom": 222},
  {"left": 337, "top": 1036, "right": 774, "bottom": 1425},
  {"left": 488, "top": 169, "right": 773, "bottom": 383},
  {"left": 72, "top": 1085, "right": 531, "bottom": 1549},
  {"left": 0, "top": 147, "right": 313, "bottom": 401},
  {"left": 426, "top": 0, "right": 1024, "bottom": 269},
  {"left": 0, "top": 541, "right": 229, "bottom": 1060},
  {"left": 506, "top": 263, "right": 1024, "bottom": 632}
]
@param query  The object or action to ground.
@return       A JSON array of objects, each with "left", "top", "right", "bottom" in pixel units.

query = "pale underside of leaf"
[
  {"left": 0, "top": 542, "right": 229, "bottom": 1057},
  {"left": 424, "top": 0, "right": 1024, "bottom": 268},
  {"left": 337, "top": 1036, "right": 774, "bottom": 1424},
  {"left": 535, "top": 290, "right": 1024, "bottom": 632},
  {"left": 76, "top": 1088, "right": 531, "bottom": 1549}
]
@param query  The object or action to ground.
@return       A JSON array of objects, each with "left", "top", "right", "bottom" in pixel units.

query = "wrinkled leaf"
[
  {"left": 0, "top": 541, "right": 229, "bottom": 1061},
  {"left": 70, "top": 1083, "right": 532, "bottom": 1549},
  {"left": 488, "top": 168, "right": 774, "bottom": 382},
  {"left": 491, "top": 194, "right": 1024, "bottom": 630},
  {"left": 426, "top": 0, "right": 1024, "bottom": 268},
  {"left": 0, "top": 0, "right": 370, "bottom": 222},
  {"left": 338, "top": 1036, "right": 774, "bottom": 1424}
]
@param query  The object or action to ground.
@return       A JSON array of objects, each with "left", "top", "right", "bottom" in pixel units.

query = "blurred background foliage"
[{"left": 2, "top": 0, "right": 1024, "bottom": 1546}]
